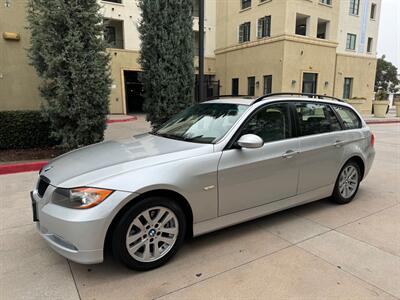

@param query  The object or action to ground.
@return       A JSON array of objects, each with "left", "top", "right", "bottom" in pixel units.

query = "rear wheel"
[
  {"left": 331, "top": 161, "right": 361, "bottom": 204},
  {"left": 112, "top": 196, "right": 186, "bottom": 271}
]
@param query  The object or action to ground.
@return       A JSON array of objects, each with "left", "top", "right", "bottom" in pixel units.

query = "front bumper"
[{"left": 32, "top": 185, "right": 134, "bottom": 264}]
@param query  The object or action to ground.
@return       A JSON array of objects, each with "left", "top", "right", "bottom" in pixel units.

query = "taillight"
[{"left": 370, "top": 132, "right": 375, "bottom": 147}]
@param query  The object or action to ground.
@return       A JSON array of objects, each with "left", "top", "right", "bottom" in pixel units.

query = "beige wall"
[
  {"left": 216, "top": 0, "right": 287, "bottom": 49},
  {"left": 216, "top": 39, "right": 284, "bottom": 96},
  {"left": 285, "top": 0, "right": 339, "bottom": 41},
  {"left": 334, "top": 53, "right": 377, "bottom": 114},
  {"left": 0, "top": 1, "right": 41, "bottom": 111},
  {"left": 281, "top": 37, "right": 337, "bottom": 95},
  {"left": 337, "top": 0, "right": 381, "bottom": 56}
]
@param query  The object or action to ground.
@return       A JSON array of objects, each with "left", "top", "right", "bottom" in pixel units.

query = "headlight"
[{"left": 52, "top": 187, "right": 113, "bottom": 209}]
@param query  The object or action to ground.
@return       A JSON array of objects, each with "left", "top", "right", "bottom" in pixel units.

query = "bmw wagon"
[{"left": 31, "top": 93, "right": 375, "bottom": 270}]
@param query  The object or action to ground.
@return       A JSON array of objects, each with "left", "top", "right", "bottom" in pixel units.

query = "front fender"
[{"left": 93, "top": 152, "right": 222, "bottom": 223}]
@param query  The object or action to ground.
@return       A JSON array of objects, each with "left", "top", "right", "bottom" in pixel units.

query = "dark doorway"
[
  {"left": 302, "top": 72, "right": 318, "bottom": 94},
  {"left": 124, "top": 71, "right": 144, "bottom": 114},
  {"left": 195, "top": 75, "right": 220, "bottom": 102},
  {"left": 232, "top": 78, "right": 239, "bottom": 96}
]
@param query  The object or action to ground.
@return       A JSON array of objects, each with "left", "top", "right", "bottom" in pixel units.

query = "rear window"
[{"left": 333, "top": 106, "right": 362, "bottom": 129}]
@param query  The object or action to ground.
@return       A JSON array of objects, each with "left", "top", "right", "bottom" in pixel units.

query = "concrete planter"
[
  {"left": 345, "top": 98, "right": 366, "bottom": 115},
  {"left": 394, "top": 102, "right": 400, "bottom": 117},
  {"left": 373, "top": 100, "right": 389, "bottom": 118}
]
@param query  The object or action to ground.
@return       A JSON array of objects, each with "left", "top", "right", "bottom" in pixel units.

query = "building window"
[
  {"left": 239, "top": 22, "right": 251, "bottom": 43},
  {"left": 247, "top": 76, "right": 255, "bottom": 96},
  {"left": 317, "top": 19, "right": 329, "bottom": 39},
  {"left": 295, "top": 14, "right": 309, "bottom": 36},
  {"left": 349, "top": 0, "right": 360, "bottom": 15},
  {"left": 241, "top": 0, "right": 251, "bottom": 9},
  {"left": 263, "top": 75, "right": 272, "bottom": 95},
  {"left": 319, "top": 0, "right": 332, "bottom": 5},
  {"left": 104, "top": 19, "right": 124, "bottom": 49},
  {"left": 367, "top": 37, "right": 373, "bottom": 53},
  {"left": 346, "top": 33, "right": 356, "bottom": 50},
  {"left": 257, "top": 16, "right": 271, "bottom": 38},
  {"left": 370, "top": 3, "right": 376, "bottom": 19},
  {"left": 232, "top": 78, "right": 239, "bottom": 96},
  {"left": 343, "top": 77, "right": 353, "bottom": 99},
  {"left": 302, "top": 73, "right": 318, "bottom": 94}
]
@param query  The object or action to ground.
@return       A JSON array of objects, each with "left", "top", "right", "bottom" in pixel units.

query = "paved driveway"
[{"left": 1, "top": 124, "right": 399, "bottom": 300}]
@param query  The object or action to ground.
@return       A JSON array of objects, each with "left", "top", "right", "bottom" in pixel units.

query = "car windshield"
[{"left": 153, "top": 103, "right": 249, "bottom": 144}]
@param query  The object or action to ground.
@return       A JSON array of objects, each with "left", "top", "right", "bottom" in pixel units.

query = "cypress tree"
[
  {"left": 138, "top": 0, "right": 195, "bottom": 128},
  {"left": 27, "top": 0, "right": 111, "bottom": 149}
]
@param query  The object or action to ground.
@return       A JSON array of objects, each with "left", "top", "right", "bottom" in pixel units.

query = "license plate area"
[{"left": 30, "top": 191, "right": 39, "bottom": 222}]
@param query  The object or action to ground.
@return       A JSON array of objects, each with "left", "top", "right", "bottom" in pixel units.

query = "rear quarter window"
[{"left": 333, "top": 106, "right": 362, "bottom": 129}]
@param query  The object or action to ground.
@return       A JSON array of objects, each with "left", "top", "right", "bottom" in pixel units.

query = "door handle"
[
  {"left": 333, "top": 140, "right": 345, "bottom": 148},
  {"left": 282, "top": 150, "right": 299, "bottom": 159}
]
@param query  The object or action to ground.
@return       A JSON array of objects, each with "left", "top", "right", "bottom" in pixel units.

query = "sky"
[{"left": 377, "top": 0, "right": 400, "bottom": 70}]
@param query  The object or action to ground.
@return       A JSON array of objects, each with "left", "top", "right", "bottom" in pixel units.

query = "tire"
[
  {"left": 112, "top": 196, "right": 186, "bottom": 271},
  {"left": 331, "top": 161, "right": 361, "bottom": 204}
]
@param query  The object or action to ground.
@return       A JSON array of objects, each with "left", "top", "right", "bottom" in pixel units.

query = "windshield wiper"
[
  {"left": 183, "top": 135, "right": 204, "bottom": 141},
  {"left": 151, "top": 132, "right": 186, "bottom": 141}
]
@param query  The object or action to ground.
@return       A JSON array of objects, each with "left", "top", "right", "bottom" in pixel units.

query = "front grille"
[{"left": 37, "top": 176, "right": 50, "bottom": 198}]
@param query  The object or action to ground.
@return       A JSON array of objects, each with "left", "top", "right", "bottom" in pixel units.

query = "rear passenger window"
[
  {"left": 333, "top": 106, "right": 362, "bottom": 129},
  {"left": 295, "top": 103, "right": 341, "bottom": 136}
]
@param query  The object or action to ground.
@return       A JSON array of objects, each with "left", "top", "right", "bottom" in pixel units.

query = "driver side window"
[{"left": 241, "top": 103, "right": 291, "bottom": 143}]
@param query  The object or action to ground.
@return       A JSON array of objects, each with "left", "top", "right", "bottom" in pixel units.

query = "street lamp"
[{"left": 198, "top": 0, "right": 205, "bottom": 102}]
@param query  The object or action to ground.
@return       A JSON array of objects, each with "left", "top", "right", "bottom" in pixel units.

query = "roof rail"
[
  {"left": 252, "top": 92, "right": 344, "bottom": 104},
  {"left": 207, "top": 95, "right": 255, "bottom": 100}
]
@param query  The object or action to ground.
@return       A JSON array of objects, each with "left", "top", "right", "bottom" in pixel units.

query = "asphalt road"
[{"left": 1, "top": 124, "right": 399, "bottom": 300}]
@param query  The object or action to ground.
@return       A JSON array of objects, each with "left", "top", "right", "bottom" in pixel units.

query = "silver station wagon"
[{"left": 31, "top": 93, "right": 375, "bottom": 270}]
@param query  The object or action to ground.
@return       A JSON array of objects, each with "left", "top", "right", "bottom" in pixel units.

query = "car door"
[
  {"left": 218, "top": 102, "right": 300, "bottom": 216},
  {"left": 294, "top": 102, "right": 345, "bottom": 194}
]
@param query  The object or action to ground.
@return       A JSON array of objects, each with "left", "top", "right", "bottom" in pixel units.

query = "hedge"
[{"left": 0, "top": 111, "right": 57, "bottom": 150}]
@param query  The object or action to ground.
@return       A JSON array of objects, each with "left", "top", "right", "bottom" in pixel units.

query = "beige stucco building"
[
  {"left": 0, "top": 0, "right": 41, "bottom": 111},
  {"left": 0, "top": 0, "right": 380, "bottom": 115},
  {"left": 216, "top": 0, "right": 380, "bottom": 115}
]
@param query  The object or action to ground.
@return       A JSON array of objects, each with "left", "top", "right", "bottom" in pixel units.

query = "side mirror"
[{"left": 237, "top": 134, "right": 264, "bottom": 149}]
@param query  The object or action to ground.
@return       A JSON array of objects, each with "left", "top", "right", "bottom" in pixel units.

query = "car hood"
[{"left": 41, "top": 133, "right": 213, "bottom": 188}]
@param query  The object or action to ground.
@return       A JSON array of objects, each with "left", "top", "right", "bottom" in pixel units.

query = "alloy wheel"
[
  {"left": 125, "top": 206, "right": 179, "bottom": 263},
  {"left": 338, "top": 165, "right": 359, "bottom": 199}
]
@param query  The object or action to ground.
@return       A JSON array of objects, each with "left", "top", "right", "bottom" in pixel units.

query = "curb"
[
  {"left": 106, "top": 116, "right": 137, "bottom": 124},
  {"left": 0, "top": 161, "right": 48, "bottom": 175},
  {"left": 366, "top": 120, "right": 400, "bottom": 124}
]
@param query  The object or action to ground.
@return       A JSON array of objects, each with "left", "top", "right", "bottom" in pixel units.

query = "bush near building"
[
  {"left": 27, "top": 0, "right": 111, "bottom": 150},
  {"left": 0, "top": 111, "right": 56, "bottom": 150},
  {"left": 138, "top": 0, "right": 195, "bottom": 128}
]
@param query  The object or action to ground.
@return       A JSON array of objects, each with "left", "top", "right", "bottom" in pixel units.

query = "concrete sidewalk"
[{"left": 0, "top": 124, "right": 399, "bottom": 299}]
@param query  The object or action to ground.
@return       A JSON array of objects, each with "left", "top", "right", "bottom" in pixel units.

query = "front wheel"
[
  {"left": 331, "top": 161, "right": 361, "bottom": 204},
  {"left": 112, "top": 196, "right": 186, "bottom": 271}
]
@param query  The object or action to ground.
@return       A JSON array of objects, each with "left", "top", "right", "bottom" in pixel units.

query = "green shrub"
[{"left": 0, "top": 111, "right": 57, "bottom": 150}]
